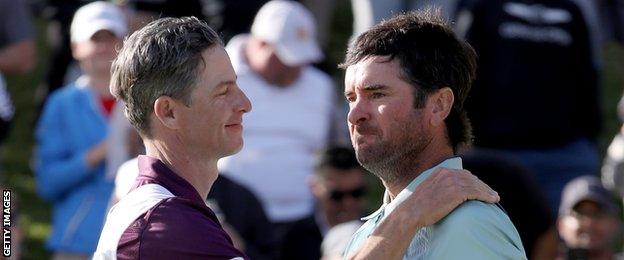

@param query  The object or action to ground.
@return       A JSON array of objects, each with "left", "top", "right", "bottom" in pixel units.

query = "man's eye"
[
  {"left": 371, "top": 93, "right": 385, "bottom": 99},
  {"left": 345, "top": 96, "right": 356, "bottom": 103}
]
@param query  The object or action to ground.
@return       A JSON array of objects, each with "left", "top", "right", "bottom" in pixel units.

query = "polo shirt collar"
[
  {"left": 361, "top": 157, "right": 463, "bottom": 222},
  {"left": 137, "top": 155, "right": 207, "bottom": 206}
]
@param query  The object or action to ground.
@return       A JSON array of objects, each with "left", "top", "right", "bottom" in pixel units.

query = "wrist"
[{"left": 394, "top": 202, "right": 424, "bottom": 233}]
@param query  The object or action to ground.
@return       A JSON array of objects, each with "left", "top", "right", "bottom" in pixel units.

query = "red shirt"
[{"left": 99, "top": 96, "right": 116, "bottom": 118}]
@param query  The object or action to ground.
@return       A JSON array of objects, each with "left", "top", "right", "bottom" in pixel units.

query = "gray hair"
[{"left": 110, "top": 16, "right": 222, "bottom": 137}]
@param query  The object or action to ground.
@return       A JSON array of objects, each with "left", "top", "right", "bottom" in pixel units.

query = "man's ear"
[
  {"left": 428, "top": 87, "right": 454, "bottom": 127},
  {"left": 153, "top": 96, "right": 181, "bottom": 130},
  {"left": 308, "top": 175, "right": 327, "bottom": 199}
]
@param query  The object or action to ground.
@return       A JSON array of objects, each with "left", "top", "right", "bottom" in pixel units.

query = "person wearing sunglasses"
[
  {"left": 280, "top": 146, "right": 367, "bottom": 260},
  {"left": 311, "top": 147, "right": 368, "bottom": 229}
]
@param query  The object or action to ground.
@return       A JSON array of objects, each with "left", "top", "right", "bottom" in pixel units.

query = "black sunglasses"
[{"left": 329, "top": 187, "right": 367, "bottom": 201}]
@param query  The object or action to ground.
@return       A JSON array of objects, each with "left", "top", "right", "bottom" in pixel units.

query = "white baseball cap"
[
  {"left": 70, "top": 1, "right": 127, "bottom": 43},
  {"left": 251, "top": 0, "right": 323, "bottom": 66}
]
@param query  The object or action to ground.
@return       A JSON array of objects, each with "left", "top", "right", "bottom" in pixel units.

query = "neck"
[
  {"left": 144, "top": 136, "right": 218, "bottom": 199},
  {"left": 384, "top": 141, "right": 454, "bottom": 200}
]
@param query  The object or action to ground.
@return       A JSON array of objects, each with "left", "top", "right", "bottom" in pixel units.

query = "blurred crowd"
[{"left": 1, "top": 0, "right": 624, "bottom": 259}]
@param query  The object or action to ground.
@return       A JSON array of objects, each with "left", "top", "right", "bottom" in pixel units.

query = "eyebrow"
[
  {"left": 363, "top": 84, "right": 387, "bottom": 91},
  {"left": 215, "top": 74, "right": 237, "bottom": 87},
  {"left": 216, "top": 80, "right": 237, "bottom": 88},
  {"left": 344, "top": 84, "right": 389, "bottom": 96}
]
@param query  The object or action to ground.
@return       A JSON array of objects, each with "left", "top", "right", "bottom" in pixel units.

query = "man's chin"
[
  {"left": 355, "top": 145, "right": 380, "bottom": 164},
  {"left": 221, "top": 141, "right": 244, "bottom": 158},
  {"left": 354, "top": 151, "right": 371, "bottom": 167},
  {"left": 356, "top": 153, "right": 383, "bottom": 174}
]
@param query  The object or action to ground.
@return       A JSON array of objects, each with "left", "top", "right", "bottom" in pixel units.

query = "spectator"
[
  {"left": 0, "top": 0, "right": 35, "bottom": 142},
  {"left": 39, "top": 0, "right": 97, "bottom": 101},
  {"left": 218, "top": 0, "right": 337, "bottom": 246},
  {"left": 0, "top": 1, "right": 35, "bottom": 258},
  {"left": 557, "top": 176, "right": 622, "bottom": 260},
  {"left": 454, "top": 0, "right": 601, "bottom": 214},
  {"left": 280, "top": 146, "right": 367, "bottom": 260},
  {"left": 601, "top": 95, "right": 624, "bottom": 204},
  {"left": 34, "top": 2, "right": 127, "bottom": 258}
]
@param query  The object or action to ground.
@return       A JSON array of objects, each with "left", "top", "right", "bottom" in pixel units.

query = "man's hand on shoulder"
[
  {"left": 347, "top": 168, "right": 499, "bottom": 260},
  {"left": 399, "top": 167, "right": 500, "bottom": 230}
]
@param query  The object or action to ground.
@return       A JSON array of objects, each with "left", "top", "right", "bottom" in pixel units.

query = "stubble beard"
[{"left": 354, "top": 121, "right": 431, "bottom": 185}]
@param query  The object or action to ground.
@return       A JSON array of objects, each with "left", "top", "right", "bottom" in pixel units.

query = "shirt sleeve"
[
  {"left": 34, "top": 92, "right": 94, "bottom": 201},
  {"left": 426, "top": 201, "right": 527, "bottom": 260}
]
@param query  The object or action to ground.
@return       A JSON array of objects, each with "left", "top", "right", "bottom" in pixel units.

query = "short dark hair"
[
  {"left": 340, "top": 9, "right": 477, "bottom": 152},
  {"left": 111, "top": 17, "right": 222, "bottom": 138},
  {"left": 314, "top": 146, "right": 362, "bottom": 175}
]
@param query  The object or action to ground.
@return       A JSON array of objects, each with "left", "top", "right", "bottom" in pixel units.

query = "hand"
[
  {"left": 399, "top": 167, "right": 499, "bottom": 229},
  {"left": 86, "top": 140, "right": 108, "bottom": 169},
  {"left": 346, "top": 168, "right": 498, "bottom": 260}
]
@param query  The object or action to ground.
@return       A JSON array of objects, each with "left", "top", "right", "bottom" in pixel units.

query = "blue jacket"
[{"left": 35, "top": 81, "right": 114, "bottom": 253}]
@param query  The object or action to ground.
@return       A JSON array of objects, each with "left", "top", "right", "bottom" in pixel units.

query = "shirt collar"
[
  {"left": 135, "top": 155, "right": 207, "bottom": 206},
  {"left": 361, "top": 157, "right": 463, "bottom": 221}
]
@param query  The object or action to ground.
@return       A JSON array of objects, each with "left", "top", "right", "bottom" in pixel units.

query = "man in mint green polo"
[{"left": 340, "top": 9, "right": 527, "bottom": 259}]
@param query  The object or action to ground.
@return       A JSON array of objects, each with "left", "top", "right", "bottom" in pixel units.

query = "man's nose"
[
  {"left": 237, "top": 87, "right": 252, "bottom": 113},
  {"left": 347, "top": 99, "right": 369, "bottom": 126},
  {"left": 341, "top": 195, "right": 360, "bottom": 207},
  {"left": 576, "top": 214, "right": 596, "bottom": 230}
]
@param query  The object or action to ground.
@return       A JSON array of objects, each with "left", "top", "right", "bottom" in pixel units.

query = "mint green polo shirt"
[{"left": 343, "top": 157, "right": 527, "bottom": 259}]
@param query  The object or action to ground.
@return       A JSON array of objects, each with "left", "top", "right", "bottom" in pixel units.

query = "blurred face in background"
[
  {"left": 246, "top": 38, "right": 302, "bottom": 86},
  {"left": 72, "top": 30, "right": 122, "bottom": 80},
  {"left": 558, "top": 200, "right": 621, "bottom": 253},
  {"left": 311, "top": 167, "right": 367, "bottom": 227}
]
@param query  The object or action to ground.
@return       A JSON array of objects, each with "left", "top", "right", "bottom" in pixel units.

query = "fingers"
[
  {"left": 433, "top": 168, "right": 499, "bottom": 204},
  {"left": 462, "top": 171, "right": 499, "bottom": 204},
  {"left": 401, "top": 167, "right": 501, "bottom": 227},
  {"left": 458, "top": 170, "right": 499, "bottom": 203},
  {"left": 473, "top": 178, "right": 499, "bottom": 203}
]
